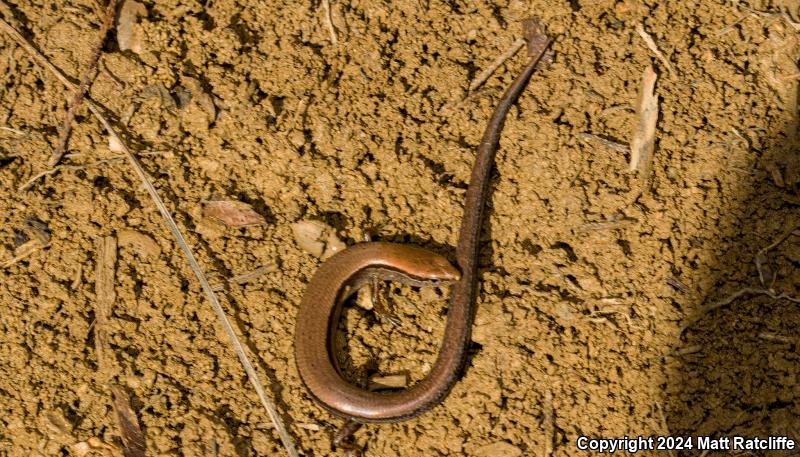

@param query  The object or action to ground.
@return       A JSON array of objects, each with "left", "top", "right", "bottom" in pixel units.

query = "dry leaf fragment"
[
  {"left": 203, "top": 200, "right": 266, "bottom": 228},
  {"left": 23, "top": 216, "right": 51, "bottom": 245},
  {"left": 629, "top": 65, "right": 659, "bottom": 179},
  {"left": 117, "top": 0, "right": 147, "bottom": 54},
  {"left": 139, "top": 84, "right": 175, "bottom": 110},
  {"left": 111, "top": 385, "right": 147, "bottom": 457}
]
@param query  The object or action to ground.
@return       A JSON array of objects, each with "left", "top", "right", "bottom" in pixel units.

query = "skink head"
[{"left": 389, "top": 245, "right": 461, "bottom": 283}]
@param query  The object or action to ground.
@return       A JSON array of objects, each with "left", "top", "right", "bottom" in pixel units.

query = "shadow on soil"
[{"left": 666, "top": 110, "right": 800, "bottom": 456}]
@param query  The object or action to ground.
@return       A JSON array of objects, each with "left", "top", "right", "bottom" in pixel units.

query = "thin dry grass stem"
[
  {"left": 18, "top": 157, "right": 124, "bottom": 192},
  {"left": 635, "top": 23, "right": 675, "bottom": 75},
  {"left": 576, "top": 132, "right": 630, "bottom": 154},
  {"left": 0, "top": 16, "right": 299, "bottom": 457},
  {"left": 48, "top": 0, "right": 118, "bottom": 168},
  {"left": 0, "top": 126, "right": 25, "bottom": 135},
  {"left": 468, "top": 38, "right": 526, "bottom": 92},
  {"left": 717, "top": 13, "right": 755, "bottom": 35},
  {"left": 759, "top": 331, "right": 795, "bottom": 344},
  {"left": 210, "top": 264, "right": 278, "bottom": 292},
  {"left": 0, "top": 241, "right": 48, "bottom": 268},
  {"left": 742, "top": 5, "right": 800, "bottom": 30},
  {"left": 321, "top": 0, "right": 337, "bottom": 44}
]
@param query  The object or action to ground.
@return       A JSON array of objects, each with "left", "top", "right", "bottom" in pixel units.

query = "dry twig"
[
  {"left": 629, "top": 65, "right": 659, "bottom": 183},
  {"left": 681, "top": 227, "right": 800, "bottom": 334},
  {"left": 18, "top": 157, "right": 124, "bottom": 192},
  {"left": 635, "top": 22, "right": 675, "bottom": 75},
  {"left": 321, "top": 0, "right": 337, "bottom": 44},
  {"left": 48, "top": 0, "right": 119, "bottom": 168},
  {"left": 755, "top": 227, "right": 800, "bottom": 287},
  {"left": 468, "top": 38, "right": 527, "bottom": 92},
  {"left": 0, "top": 17, "right": 299, "bottom": 457},
  {"left": 682, "top": 289, "right": 800, "bottom": 334}
]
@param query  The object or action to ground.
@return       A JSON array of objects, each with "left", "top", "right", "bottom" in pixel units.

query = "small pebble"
[{"left": 291, "top": 220, "right": 345, "bottom": 259}]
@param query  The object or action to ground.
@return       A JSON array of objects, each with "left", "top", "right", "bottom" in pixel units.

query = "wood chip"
[
  {"left": 203, "top": 200, "right": 266, "bottom": 228},
  {"left": 296, "top": 422, "right": 321, "bottom": 431},
  {"left": 110, "top": 385, "right": 147, "bottom": 457},
  {"left": 117, "top": 0, "right": 147, "bottom": 54},
  {"left": 629, "top": 65, "right": 659, "bottom": 182},
  {"left": 12, "top": 239, "right": 41, "bottom": 258},
  {"left": 368, "top": 374, "right": 408, "bottom": 390},
  {"left": 109, "top": 134, "right": 124, "bottom": 153}
]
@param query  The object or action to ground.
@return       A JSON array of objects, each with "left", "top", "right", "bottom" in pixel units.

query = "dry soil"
[{"left": 1, "top": 0, "right": 799, "bottom": 456}]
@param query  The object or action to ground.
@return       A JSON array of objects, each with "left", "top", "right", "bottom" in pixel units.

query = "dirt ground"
[{"left": 1, "top": 0, "right": 799, "bottom": 456}]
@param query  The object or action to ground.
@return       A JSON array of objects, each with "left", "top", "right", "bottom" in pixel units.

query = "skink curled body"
[{"left": 295, "top": 38, "right": 550, "bottom": 425}]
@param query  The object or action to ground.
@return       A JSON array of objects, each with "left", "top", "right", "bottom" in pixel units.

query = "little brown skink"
[{"left": 295, "top": 32, "right": 551, "bottom": 428}]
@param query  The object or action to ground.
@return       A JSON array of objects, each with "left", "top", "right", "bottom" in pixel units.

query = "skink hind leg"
[
  {"left": 332, "top": 420, "right": 364, "bottom": 454},
  {"left": 370, "top": 276, "right": 402, "bottom": 326}
]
